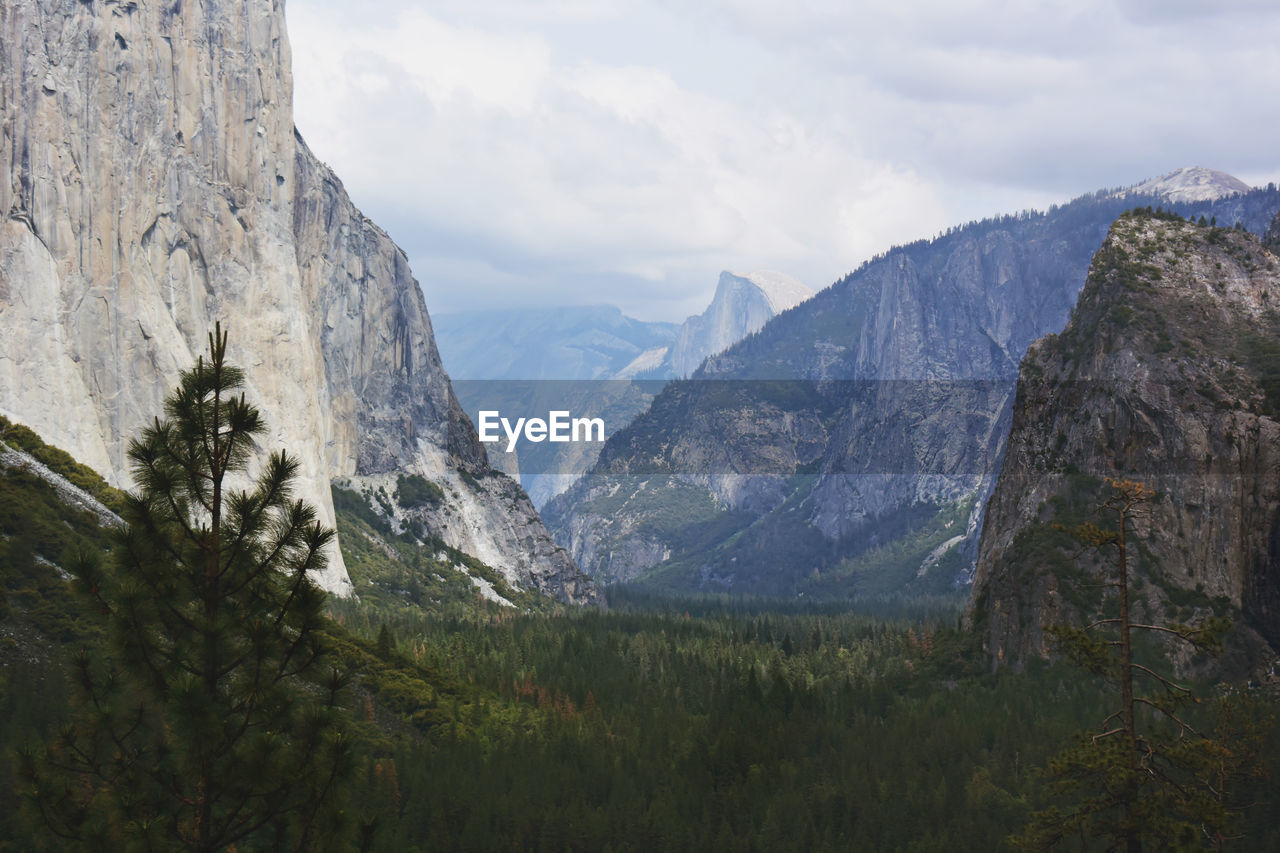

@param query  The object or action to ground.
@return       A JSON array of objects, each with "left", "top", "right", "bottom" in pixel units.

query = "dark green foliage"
[
  {"left": 332, "top": 595, "right": 1280, "bottom": 852},
  {"left": 803, "top": 497, "right": 975, "bottom": 597},
  {"left": 376, "top": 624, "right": 394, "bottom": 658},
  {"left": 1016, "top": 691, "right": 1273, "bottom": 852},
  {"left": 0, "top": 468, "right": 113, "bottom": 649},
  {"left": 1016, "top": 480, "right": 1263, "bottom": 851},
  {"left": 19, "top": 327, "right": 354, "bottom": 851},
  {"left": 0, "top": 454, "right": 117, "bottom": 848},
  {"left": 1238, "top": 332, "right": 1280, "bottom": 418},
  {"left": 7, "top": 538, "right": 1280, "bottom": 852},
  {"left": 393, "top": 474, "right": 443, "bottom": 510},
  {"left": 457, "top": 466, "right": 491, "bottom": 489},
  {"left": 0, "top": 415, "right": 126, "bottom": 514},
  {"left": 5, "top": 345, "right": 1280, "bottom": 851},
  {"left": 1124, "top": 205, "right": 1186, "bottom": 224},
  {"left": 332, "top": 483, "right": 395, "bottom": 537}
]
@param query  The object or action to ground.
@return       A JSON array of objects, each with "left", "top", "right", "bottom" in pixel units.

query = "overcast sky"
[{"left": 289, "top": 0, "right": 1280, "bottom": 322}]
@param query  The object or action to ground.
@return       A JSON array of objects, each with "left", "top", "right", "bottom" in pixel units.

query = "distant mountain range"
[
  {"left": 542, "top": 169, "right": 1280, "bottom": 596},
  {"left": 434, "top": 305, "right": 678, "bottom": 381},
  {"left": 434, "top": 270, "right": 814, "bottom": 382},
  {"left": 435, "top": 270, "right": 814, "bottom": 506}
]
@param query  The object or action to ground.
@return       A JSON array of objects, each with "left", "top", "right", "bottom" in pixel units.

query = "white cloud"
[{"left": 288, "top": 0, "right": 1280, "bottom": 321}]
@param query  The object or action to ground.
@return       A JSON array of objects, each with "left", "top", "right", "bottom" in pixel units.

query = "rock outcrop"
[
  {"left": 970, "top": 211, "right": 1280, "bottom": 668},
  {"left": 0, "top": 0, "right": 597, "bottom": 603},
  {"left": 0, "top": 439, "right": 122, "bottom": 531}
]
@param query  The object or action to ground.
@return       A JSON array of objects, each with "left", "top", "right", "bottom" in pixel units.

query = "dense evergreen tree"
[{"left": 20, "top": 326, "right": 354, "bottom": 851}]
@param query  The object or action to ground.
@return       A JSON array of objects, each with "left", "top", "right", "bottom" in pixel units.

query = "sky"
[{"left": 288, "top": 0, "right": 1280, "bottom": 323}]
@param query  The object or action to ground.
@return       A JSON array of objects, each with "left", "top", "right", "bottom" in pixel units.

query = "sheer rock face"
[
  {"left": 970, "top": 215, "right": 1280, "bottom": 668},
  {"left": 666, "top": 271, "right": 813, "bottom": 379},
  {"left": 0, "top": 0, "right": 598, "bottom": 604},
  {"left": 0, "top": 0, "right": 341, "bottom": 584}
]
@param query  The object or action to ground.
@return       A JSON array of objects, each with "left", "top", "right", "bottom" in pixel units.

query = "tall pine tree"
[
  {"left": 1014, "top": 478, "right": 1259, "bottom": 852},
  {"left": 22, "top": 326, "right": 353, "bottom": 851}
]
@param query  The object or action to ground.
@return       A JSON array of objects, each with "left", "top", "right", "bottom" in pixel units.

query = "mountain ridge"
[
  {"left": 435, "top": 269, "right": 813, "bottom": 509},
  {"left": 545, "top": 180, "right": 1280, "bottom": 594}
]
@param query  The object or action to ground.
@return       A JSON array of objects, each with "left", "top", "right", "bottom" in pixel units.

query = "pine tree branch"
[
  {"left": 133, "top": 471, "right": 205, "bottom": 565},
  {"left": 1129, "top": 662, "right": 1191, "bottom": 695},
  {"left": 32, "top": 329, "right": 352, "bottom": 850},
  {"left": 1133, "top": 697, "right": 1207, "bottom": 739},
  {"left": 1128, "top": 622, "right": 1203, "bottom": 640}
]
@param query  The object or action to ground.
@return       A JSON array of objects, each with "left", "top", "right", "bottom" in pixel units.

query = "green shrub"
[{"left": 395, "top": 473, "right": 445, "bottom": 509}]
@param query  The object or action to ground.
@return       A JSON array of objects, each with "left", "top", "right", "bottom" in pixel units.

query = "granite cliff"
[
  {"left": 659, "top": 270, "right": 814, "bottom": 379},
  {"left": 0, "top": 0, "right": 597, "bottom": 603},
  {"left": 971, "top": 210, "right": 1280, "bottom": 668}
]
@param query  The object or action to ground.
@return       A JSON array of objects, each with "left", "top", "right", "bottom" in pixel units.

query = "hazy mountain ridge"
[
  {"left": 970, "top": 210, "right": 1280, "bottom": 670},
  {"left": 434, "top": 270, "right": 813, "bottom": 384},
  {"left": 436, "top": 305, "right": 678, "bottom": 381},
  {"left": 0, "top": 0, "right": 597, "bottom": 604},
  {"left": 436, "top": 270, "right": 812, "bottom": 508},
  {"left": 544, "top": 179, "right": 1280, "bottom": 594}
]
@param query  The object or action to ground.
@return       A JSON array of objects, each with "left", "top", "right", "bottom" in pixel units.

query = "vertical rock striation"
[
  {"left": 0, "top": 0, "right": 346, "bottom": 585},
  {"left": 0, "top": 0, "right": 597, "bottom": 603}
]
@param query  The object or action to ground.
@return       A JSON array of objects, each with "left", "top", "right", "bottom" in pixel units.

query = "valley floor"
[{"left": 3, "top": 431, "right": 1278, "bottom": 850}]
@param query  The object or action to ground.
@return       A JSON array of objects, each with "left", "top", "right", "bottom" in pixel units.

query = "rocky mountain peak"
[
  {"left": 667, "top": 270, "right": 812, "bottom": 378},
  {"left": 1126, "top": 166, "right": 1251, "bottom": 203},
  {"left": 545, "top": 183, "right": 1280, "bottom": 597},
  {"left": 726, "top": 270, "right": 814, "bottom": 316}
]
